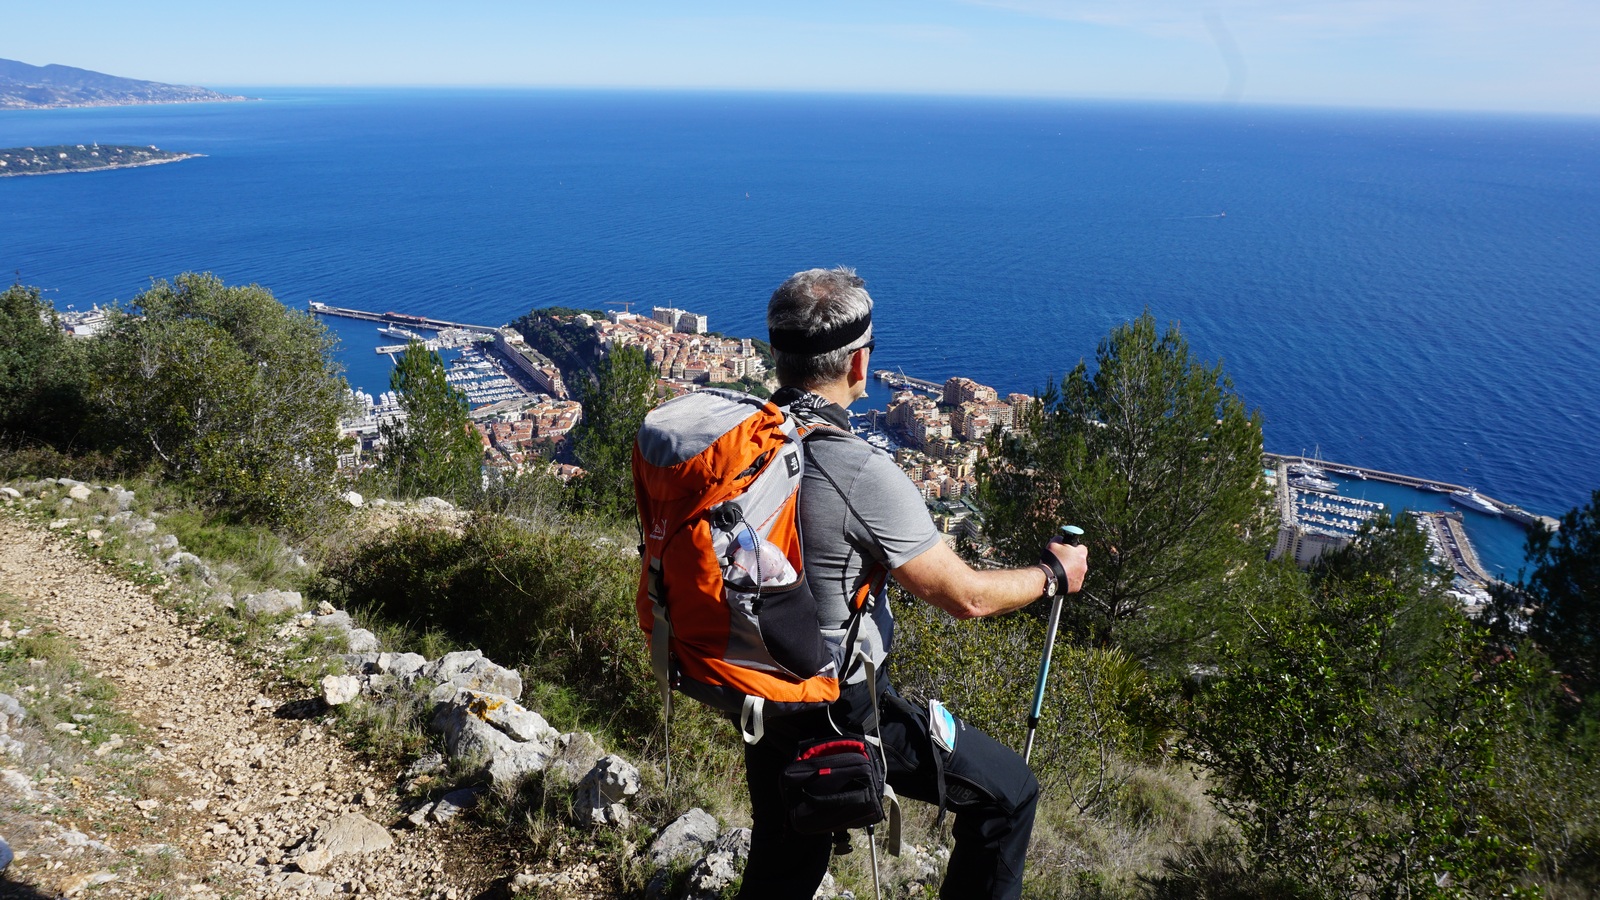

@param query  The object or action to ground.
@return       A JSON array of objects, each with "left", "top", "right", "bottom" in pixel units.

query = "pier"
[
  {"left": 873, "top": 369, "right": 943, "bottom": 395},
  {"left": 308, "top": 301, "right": 501, "bottom": 335},
  {"left": 1419, "top": 511, "right": 1494, "bottom": 584}
]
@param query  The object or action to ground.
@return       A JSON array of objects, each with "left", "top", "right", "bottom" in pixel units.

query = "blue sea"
[{"left": 4, "top": 89, "right": 1598, "bottom": 577}]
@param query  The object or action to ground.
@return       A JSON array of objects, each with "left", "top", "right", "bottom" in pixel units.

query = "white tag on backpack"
[{"left": 928, "top": 699, "right": 957, "bottom": 754}]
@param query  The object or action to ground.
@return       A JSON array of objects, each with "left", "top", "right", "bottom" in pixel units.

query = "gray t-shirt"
[{"left": 790, "top": 395, "right": 942, "bottom": 682}]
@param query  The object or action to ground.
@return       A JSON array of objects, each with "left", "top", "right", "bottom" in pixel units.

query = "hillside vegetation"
[{"left": 3, "top": 277, "right": 1597, "bottom": 898}]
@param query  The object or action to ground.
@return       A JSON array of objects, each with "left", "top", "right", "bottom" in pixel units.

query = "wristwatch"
[{"left": 1036, "top": 562, "right": 1060, "bottom": 598}]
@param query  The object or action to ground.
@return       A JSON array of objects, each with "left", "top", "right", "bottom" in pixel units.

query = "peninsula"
[
  {"left": 0, "top": 144, "right": 200, "bottom": 177},
  {"left": 0, "top": 57, "right": 247, "bottom": 109}
]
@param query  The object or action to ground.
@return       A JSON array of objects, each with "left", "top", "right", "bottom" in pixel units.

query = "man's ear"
[{"left": 850, "top": 346, "right": 871, "bottom": 382}]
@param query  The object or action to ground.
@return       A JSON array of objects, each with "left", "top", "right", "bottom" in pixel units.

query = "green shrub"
[
  {"left": 315, "top": 513, "right": 656, "bottom": 738},
  {"left": 891, "top": 586, "right": 1162, "bottom": 811}
]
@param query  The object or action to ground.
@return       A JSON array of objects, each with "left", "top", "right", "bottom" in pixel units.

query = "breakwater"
[{"left": 308, "top": 301, "right": 500, "bottom": 335}]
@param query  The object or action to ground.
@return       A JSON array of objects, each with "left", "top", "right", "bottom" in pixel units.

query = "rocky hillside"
[
  {"left": 0, "top": 479, "right": 859, "bottom": 900},
  {"left": 0, "top": 58, "right": 247, "bottom": 109}
]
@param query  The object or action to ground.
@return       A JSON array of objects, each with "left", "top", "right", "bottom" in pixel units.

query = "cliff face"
[{"left": 0, "top": 57, "right": 247, "bottom": 109}]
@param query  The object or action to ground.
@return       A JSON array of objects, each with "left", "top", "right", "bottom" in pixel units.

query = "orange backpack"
[{"left": 632, "top": 389, "right": 878, "bottom": 750}]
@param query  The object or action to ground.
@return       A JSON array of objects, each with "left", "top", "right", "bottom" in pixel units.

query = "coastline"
[
  {"left": 0, "top": 97, "right": 252, "bottom": 112},
  {"left": 0, "top": 153, "right": 204, "bottom": 177}
]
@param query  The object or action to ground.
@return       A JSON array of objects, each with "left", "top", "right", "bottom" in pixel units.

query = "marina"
[
  {"left": 444, "top": 346, "right": 528, "bottom": 407},
  {"left": 1266, "top": 454, "right": 1559, "bottom": 533},
  {"left": 1419, "top": 510, "right": 1493, "bottom": 585},
  {"left": 314, "top": 302, "right": 534, "bottom": 411},
  {"left": 1268, "top": 453, "right": 1554, "bottom": 589}
]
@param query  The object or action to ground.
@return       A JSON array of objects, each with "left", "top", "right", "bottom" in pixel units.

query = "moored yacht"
[{"left": 1449, "top": 489, "right": 1501, "bottom": 516}]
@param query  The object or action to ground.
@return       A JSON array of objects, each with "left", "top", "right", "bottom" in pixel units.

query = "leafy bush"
[
  {"left": 0, "top": 283, "right": 91, "bottom": 448},
  {"left": 379, "top": 342, "right": 482, "bottom": 504},
  {"left": 90, "top": 273, "right": 351, "bottom": 531},
  {"left": 1179, "top": 564, "right": 1542, "bottom": 898},
  {"left": 890, "top": 585, "right": 1164, "bottom": 812},
  {"left": 314, "top": 514, "right": 656, "bottom": 738},
  {"left": 976, "top": 311, "right": 1269, "bottom": 659}
]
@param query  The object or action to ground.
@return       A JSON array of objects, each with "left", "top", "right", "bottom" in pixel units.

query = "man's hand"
[{"left": 1044, "top": 541, "right": 1089, "bottom": 594}]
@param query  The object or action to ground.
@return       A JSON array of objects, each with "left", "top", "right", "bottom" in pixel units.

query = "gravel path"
[{"left": 0, "top": 514, "right": 502, "bottom": 898}]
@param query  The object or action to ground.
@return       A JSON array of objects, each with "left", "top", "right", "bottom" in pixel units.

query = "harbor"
[
  {"left": 314, "top": 302, "right": 548, "bottom": 414},
  {"left": 1268, "top": 453, "right": 1551, "bottom": 594},
  {"left": 1267, "top": 453, "right": 1558, "bottom": 531}
]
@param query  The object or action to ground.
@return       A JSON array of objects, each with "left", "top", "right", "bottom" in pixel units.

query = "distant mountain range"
[{"left": 0, "top": 58, "right": 248, "bottom": 109}]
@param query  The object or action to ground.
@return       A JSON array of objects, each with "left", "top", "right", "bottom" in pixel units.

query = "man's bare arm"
[{"left": 891, "top": 539, "right": 1088, "bottom": 620}]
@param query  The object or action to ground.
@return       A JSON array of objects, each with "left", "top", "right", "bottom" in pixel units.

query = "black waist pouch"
[{"left": 780, "top": 735, "right": 885, "bottom": 834}]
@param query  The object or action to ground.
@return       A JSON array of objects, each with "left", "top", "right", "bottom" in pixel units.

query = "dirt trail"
[{"left": 0, "top": 514, "right": 501, "bottom": 899}]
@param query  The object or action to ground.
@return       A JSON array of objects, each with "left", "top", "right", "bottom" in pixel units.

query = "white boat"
[
  {"left": 1290, "top": 475, "right": 1338, "bottom": 493},
  {"left": 1288, "top": 461, "right": 1328, "bottom": 479},
  {"left": 379, "top": 325, "right": 423, "bottom": 341},
  {"left": 1449, "top": 490, "right": 1501, "bottom": 516}
]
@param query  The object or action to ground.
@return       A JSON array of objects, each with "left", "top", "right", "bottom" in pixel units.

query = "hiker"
[{"left": 736, "top": 267, "right": 1089, "bottom": 900}]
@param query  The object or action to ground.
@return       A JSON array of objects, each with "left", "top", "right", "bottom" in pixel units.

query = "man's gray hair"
[{"left": 767, "top": 267, "right": 874, "bottom": 389}]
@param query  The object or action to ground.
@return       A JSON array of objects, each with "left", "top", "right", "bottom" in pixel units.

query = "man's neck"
[
  {"left": 811, "top": 381, "right": 858, "bottom": 411},
  {"left": 774, "top": 382, "right": 854, "bottom": 425}
]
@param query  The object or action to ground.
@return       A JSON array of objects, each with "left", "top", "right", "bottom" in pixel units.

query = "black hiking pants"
[{"left": 735, "top": 675, "right": 1040, "bottom": 900}]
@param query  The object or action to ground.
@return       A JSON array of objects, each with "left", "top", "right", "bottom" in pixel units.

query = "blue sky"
[{"left": 7, "top": 0, "right": 1597, "bottom": 114}]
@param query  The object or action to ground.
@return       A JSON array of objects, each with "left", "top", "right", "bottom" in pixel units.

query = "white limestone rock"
[
  {"left": 342, "top": 490, "right": 364, "bottom": 508},
  {"left": 237, "top": 589, "right": 304, "bottom": 619},
  {"left": 648, "top": 808, "right": 720, "bottom": 867},
  {"left": 432, "top": 702, "right": 518, "bottom": 762},
  {"left": 577, "top": 754, "right": 641, "bottom": 828},
  {"left": 68, "top": 484, "right": 92, "bottom": 502},
  {"left": 485, "top": 741, "right": 556, "bottom": 789},
  {"left": 292, "top": 813, "right": 393, "bottom": 874},
  {"left": 430, "top": 787, "right": 482, "bottom": 823},
  {"left": 546, "top": 731, "right": 605, "bottom": 784},
  {"left": 321, "top": 675, "right": 362, "bottom": 706},
  {"left": 683, "top": 849, "right": 743, "bottom": 900},
  {"left": 310, "top": 609, "right": 354, "bottom": 632},
  {"left": 424, "top": 649, "right": 482, "bottom": 682},
  {"left": 464, "top": 690, "right": 556, "bottom": 743},
  {"left": 402, "top": 753, "right": 445, "bottom": 781},
  {"left": 383, "top": 652, "right": 427, "bottom": 683},
  {"left": 0, "top": 693, "right": 25, "bottom": 732}
]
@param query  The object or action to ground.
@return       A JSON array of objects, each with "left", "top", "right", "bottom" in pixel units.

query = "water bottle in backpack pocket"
[{"left": 716, "top": 519, "right": 827, "bottom": 680}]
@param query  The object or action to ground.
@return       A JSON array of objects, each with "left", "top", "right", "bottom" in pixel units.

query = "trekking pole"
[
  {"left": 868, "top": 825, "right": 883, "bottom": 900},
  {"left": 1023, "top": 524, "right": 1083, "bottom": 765}
]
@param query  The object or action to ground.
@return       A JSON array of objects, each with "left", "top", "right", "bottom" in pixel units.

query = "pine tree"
[
  {"left": 570, "top": 344, "right": 657, "bottom": 522},
  {"left": 380, "top": 341, "right": 482, "bottom": 502},
  {"left": 1492, "top": 489, "right": 1600, "bottom": 699},
  {"left": 977, "top": 311, "right": 1269, "bottom": 657}
]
